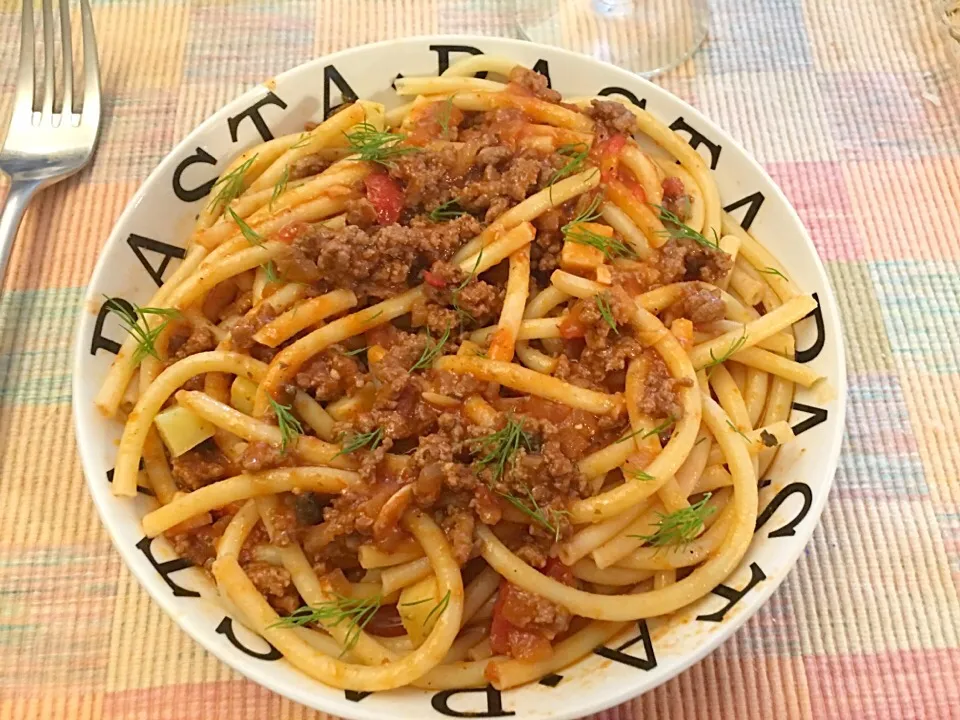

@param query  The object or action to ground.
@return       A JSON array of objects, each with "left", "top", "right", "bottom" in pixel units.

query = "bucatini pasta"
[{"left": 97, "top": 57, "right": 818, "bottom": 692}]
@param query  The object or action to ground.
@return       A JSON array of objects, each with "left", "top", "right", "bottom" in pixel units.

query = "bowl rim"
[{"left": 72, "top": 34, "right": 848, "bottom": 720}]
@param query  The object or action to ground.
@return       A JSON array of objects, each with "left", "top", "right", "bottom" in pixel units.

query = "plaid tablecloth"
[{"left": 1, "top": 1, "right": 959, "bottom": 718}]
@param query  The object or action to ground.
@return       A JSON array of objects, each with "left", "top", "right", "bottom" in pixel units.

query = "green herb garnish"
[
  {"left": 651, "top": 204, "right": 720, "bottom": 250},
  {"left": 344, "top": 123, "right": 420, "bottom": 167},
  {"left": 499, "top": 486, "right": 569, "bottom": 542},
  {"left": 760, "top": 267, "right": 787, "bottom": 280},
  {"left": 262, "top": 260, "right": 280, "bottom": 283},
  {"left": 427, "top": 199, "right": 466, "bottom": 223},
  {"left": 341, "top": 346, "right": 368, "bottom": 357},
  {"left": 547, "top": 142, "right": 590, "bottom": 188},
  {"left": 208, "top": 154, "right": 257, "bottom": 211},
  {"left": 470, "top": 414, "right": 537, "bottom": 481},
  {"left": 595, "top": 293, "right": 618, "bottom": 334},
  {"left": 272, "top": 594, "right": 381, "bottom": 653},
  {"left": 437, "top": 95, "right": 456, "bottom": 136},
  {"left": 451, "top": 250, "right": 483, "bottom": 326},
  {"left": 706, "top": 327, "right": 748, "bottom": 368},
  {"left": 270, "top": 166, "right": 290, "bottom": 210},
  {"left": 617, "top": 415, "right": 677, "bottom": 445},
  {"left": 227, "top": 207, "right": 263, "bottom": 246},
  {"left": 626, "top": 469, "right": 655, "bottom": 481},
  {"left": 102, "top": 297, "right": 181, "bottom": 364},
  {"left": 267, "top": 397, "right": 303, "bottom": 453},
  {"left": 335, "top": 427, "right": 384, "bottom": 457},
  {"left": 410, "top": 325, "right": 451, "bottom": 372},
  {"left": 726, "top": 420, "right": 749, "bottom": 441},
  {"left": 562, "top": 195, "right": 635, "bottom": 259},
  {"left": 631, "top": 493, "right": 715, "bottom": 547}
]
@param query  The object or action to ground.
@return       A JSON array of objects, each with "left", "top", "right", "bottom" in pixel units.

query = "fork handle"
[{"left": 0, "top": 179, "right": 42, "bottom": 287}]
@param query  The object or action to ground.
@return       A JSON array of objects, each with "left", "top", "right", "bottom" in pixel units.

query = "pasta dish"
[{"left": 96, "top": 56, "right": 821, "bottom": 692}]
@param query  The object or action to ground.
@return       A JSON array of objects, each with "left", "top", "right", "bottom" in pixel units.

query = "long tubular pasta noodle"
[
  {"left": 142, "top": 467, "right": 355, "bottom": 537},
  {"left": 181, "top": 307, "right": 229, "bottom": 343},
  {"left": 577, "top": 438, "right": 635, "bottom": 480},
  {"left": 176, "top": 390, "right": 353, "bottom": 468},
  {"left": 605, "top": 179, "right": 667, "bottom": 247},
  {"left": 394, "top": 76, "right": 506, "bottom": 96},
  {"left": 513, "top": 343, "right": 558, "bottom": 374},
  {"left": 673, "top": 429, "right": 712, "bottom": 496},
  {"left": 709, "top": 364, "right": 752, "bottom": 431},
  {"left": 468, "top": 593, "right": 497, "bottom": 624},
  {"left": 571, "top": 560, "right": 653, "bottom": 586},
  {"left": 453, "top": 171, "right": 599, "bottom": 263},
  {"left": 727, "top": 346, "right": 822, "bottom": 387},
  {"left": 442, "top": 91, "right": 593, "bottom": 132},
  {"left": 469, "top": 317, "right": 563, "bottom": 344},
  {"left": 590, "top": 502, "right": 664, "bottom": 569},
  {"left": 650, "top": 156, "right": 705, "bottom": 234},
  {"left": 386, "top": 100, "right": 414, "bottom": 128},
  {"left": 636, "top": 281, "right": 749, "bottom": 322},
  {"left": 698, "top": 319, "right": 794, "bottom": 356},
  {"left": 621, "top": 145, "right": 663, "bottom": 206},
  {"left": 705, "top": 420, "right": 796, "bottom": 465},
  {"left": 213, "top": 510, "right": 463, "bottom": 691},
  {"left": 461, "top": 567, "right": 501, "bottom": 627},
  {"left": 726, "top": 360, "right": 747, "bottom": 394},
  {"left": 692, "top": 464, "right": 734, "bottom": 494},
  {"left": 524, "top": 285, "right": 569, "bottom": 319},
  {"left": 721, "top": 212, "right": 799, "bottom": 301},
  {"left": 717, "top": 235, "right": 740, "bottom": 291},
  {"left": 549, "top": 269, "right": 605, "bottom": 299},
  {"left": 253, "top": 289, "right": 359, "bottom": 347},
  {"left": 599, "top": 201, "right": 652, "bottom": 258},
  {"left": 441, "top": 55, "right": 519, "bottom": 78},
  {"left": 112, "top": 351, "right": 266, "bottom": 496},
  {"left": 743, "top": 368, "right": 771, "bottom": 428},
  {"left": 728, "top": 266, "right": 765, "bottom": 305},
  {"left": 758, "top": 375, "right": 794, "bottom": 475},
  {"left": 462, "top": 395, "right": 499, "bottom": 427},
  {"left": 487, "top": 248, "right": 530, "bottom": 362},
  {"left": 434, "top": 356, "right": 622, "bottom": 416},
  {"left": 569, "top": 308, "right": 700, "bottom": 523},
  {"left": 441, "top": 627, "right": 489, "bottom": 664},
  {"left": 359, "top": 544, "right": 424, "bottom": 569},
  {"left": 486, "top": 620, "right": 627, "bottom": 690},
  {"left": 95, "top": 244, "right": 209, "bottom": 418},
  {"left": 466, "top": 637, "right": 493, "bottom": 661},
  {"left": 653, "top": 571, "right": 676, "bottom": 590},
  {"left": 688, "top": 295, "right": 817, "bottom": 370},
  {"left": 381, "top": 556, "right": 433, "bottom": 595},
  {"left": 217, "top": 499, "right": 261, "bottom": 558},
  {"left": 414, "top": 659, "right": 494, "bottom": 690},
  {"left": 167, "top": 241, "right": 289, "bottom": 310},
  {"left": 292, "top": 391, "right": 337, "bottom": 442},
  {"left": 141, "top": 427, "right": 179, "bottom": 505},
  {"left": 248, "top": 104, "right": 367, "bottom": 193},
  {"left": 477, "top": 393, "right": 758, "bottom": 621},
  {"left": 225, "top": 175, "right": 314, "bottom": 219}
]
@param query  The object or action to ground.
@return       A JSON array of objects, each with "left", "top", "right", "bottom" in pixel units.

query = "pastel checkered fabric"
[{"left": 1, "top": 1, "right": 959, "bottom": 718}]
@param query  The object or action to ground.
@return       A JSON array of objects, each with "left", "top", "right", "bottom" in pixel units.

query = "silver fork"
[{"left": 0, "top": 0, "right": 101, "bottom": 285}]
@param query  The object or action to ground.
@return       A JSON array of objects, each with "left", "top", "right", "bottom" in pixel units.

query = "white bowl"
[{"left": 72, "top": 35, "right": 847, "bottom": 720}]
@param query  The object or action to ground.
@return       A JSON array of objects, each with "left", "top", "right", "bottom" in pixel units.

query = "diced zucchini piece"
[
  {"left": 231, "top": 376, "right": 258, "bottom": 416},
  {"left": 398, "top": 574, "right": 443, "bottom": 647},
  {"left": 153, "top": 404, "right": 216, "bottom": 457}
]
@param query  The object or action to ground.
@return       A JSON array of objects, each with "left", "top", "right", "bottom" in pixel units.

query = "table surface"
[{"left": 1, "top": 1, "right": 959, "bottom": 719}]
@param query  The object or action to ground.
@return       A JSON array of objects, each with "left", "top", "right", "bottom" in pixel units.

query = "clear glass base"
[{"left": 516, "top": 0, "right": 710, "bottom": 77}]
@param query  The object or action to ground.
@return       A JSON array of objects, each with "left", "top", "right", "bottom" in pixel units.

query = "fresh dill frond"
[
  {"left": 499, "top": 486, "right": 569, "bottom": 542},
  {"left": 270, "top": 166, "right": 290, "bottom": 210},
  {"left": 344, "top": 123, "right": 420, "bottom": 167},
  {"left": 470, "top": 414, "right": 537, "bottom": 481},
  {"left": 760, "top": 266, "right": 787, "bottom": 280},
  {"left": 427, "top": 199, "right": 466, "bottom": 223},
  {"left": 102, "top": 297, "right": 181, "bottom": 364},
  {"left": 271, "top": 594, "right": 382, "bottom": 653},
  {"left": 208, "top": 154, "right": 257, "bottom": 211},
  {"left": 626, "top": 469, "right": 655, "bottom": 482},
  {"left": 631, "top": 493, "right": 715, "bottom": 547},
  {"left": 617, "top": 415, "right": 677, "bottom": 444},
  {"left": 423, "top": 590, "right": 452, "bottom": 626},
  {"left": 561, "top": 195, "right": 635, "bottom": 259},
  {"left": 335, "top": 426, "right": 384, "bottom": 457},
  {"left": 547, "top": 142, "right": 591, "bottom": 188},
  {"left": 594, "top": 293, "right": 619, "bottom": 334},
  {"left": 290, "top": 133, "right": 312, "bottom": 150},
  {"left": 267, "top": 397, "right": 303, "bottom": 453},
  {"left": 706, "top": 326, "right": 748, "bottom": 368},
  {"left": 451, "top": 250, "right": 483, "bottom": 326},
  {"left": 262, "top": 260, "right": 280, "bottom": 283},
  {"left": 410, "top": 325, "right": 451, "bottom": 372},
  {"left": 651, "top": 204, "right": 720, "bottom": 250},
  {"left": 227, "top": 207, "right": 263, "bottom": 246},
  {"left": 340, "top": 346, "right": 368, "bottom": 357},
  {"left": 437, "top": 95, "right": 456, "bottom": 136}
]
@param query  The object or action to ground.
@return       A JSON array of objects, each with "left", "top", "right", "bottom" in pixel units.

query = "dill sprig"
[
  {"left": 262, "top": 260, "right": 280, "bottom": 283},
  {"left": 451, "top": 250, "right": 483, "bottom": 326},
  {"left": 102, "top": 297, "right": 181, "bottom": 364},
  {"left": 651, "top": 204, "right": 720, "bottom": 250},
  {"left": 760, "top": 266, "right": 787, "bottom": 280},
  {"left": 272, "top": 594, "right": 381, "bottom": 653},
  {"left": 227, "top": 207, "right": 263, "bottom": 246},
  {"left": 423, "top": 590, "right": 452, "bottom": 627},
  {"left": 268, "top": 397, "right": 303, "bottom": 453},
  {"left": 594, "top": 293, "right": 619, "bottom": 334},
  {"left": 726, "top": 420, "right": 750, "bottom": 441},
  {"left": 470, "top": 414, "right": 537, "bottom": 481},
  {"left": 562, "top": 196, "right": 635, "bottom": 259},
  {"left": 208, "top": 154, "right": 257, "bottom": 211},
  {"left": 617, "top": 415, "right": 677, "bottom": 445},
  {"left": 335, "top": 427, "right": 384, "bottom": 457},
  {"left": 410, "top": 325, "right": 451, "bottom": 372},
  {"left": 344, "top": 123, "right": 419, "bottom": 167},
  {"left": 437, "top": 95, "right": 456, "bottom": 136},
  {"left": 290, "top": 133, "right": 311, "bottom": 150},
  {"left": 626, "top": 468, "right": 655, "bottom": 482},
  {"left": 547, "top": 142, "right": 591, "bottom": 188},
  {"left": 631, "top": 493, "right": 715, "bottom": 547},
  {"left": 706, "top": 326, "right": 748, "bottom": 368},
  {"left": 427, "top": 199, "right": 466, "bottom": 223},
  {"left": 270, "top": 166, "right": 289, "bottom": 210},
  {"left": 340, "top": 346, "right": 368, "bottom": 357},
  {"left": 499, "top": 486, "right": 569, "bottom": 542}
]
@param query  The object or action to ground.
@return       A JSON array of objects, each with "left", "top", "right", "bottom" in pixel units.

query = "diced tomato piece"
[
  {"left": 364, "top": 604, "right": 408, "bottom": 637},
  {"left": 618, "top": 173, "right": 647, "bottom": 202},
  {"left": 364, "top": 172, "right": 404, "bottom": 225},
  {"left": 544, "top": 557, "right": 575, "bottom": 585},
  {"left": 558, "top": 302, "right": 589, "bottom": 339},
  {"left": 275, "top": 221, "right": 310, "bottom": 244},
  {"left": 489, "top": 580, "right": 553, "bottom": 662},
  {"left": 594, "top": 133, "right": 627, "bottom": 182},
  {"left": 421, "top": 270, "right": 448, "bottom": 288}
]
